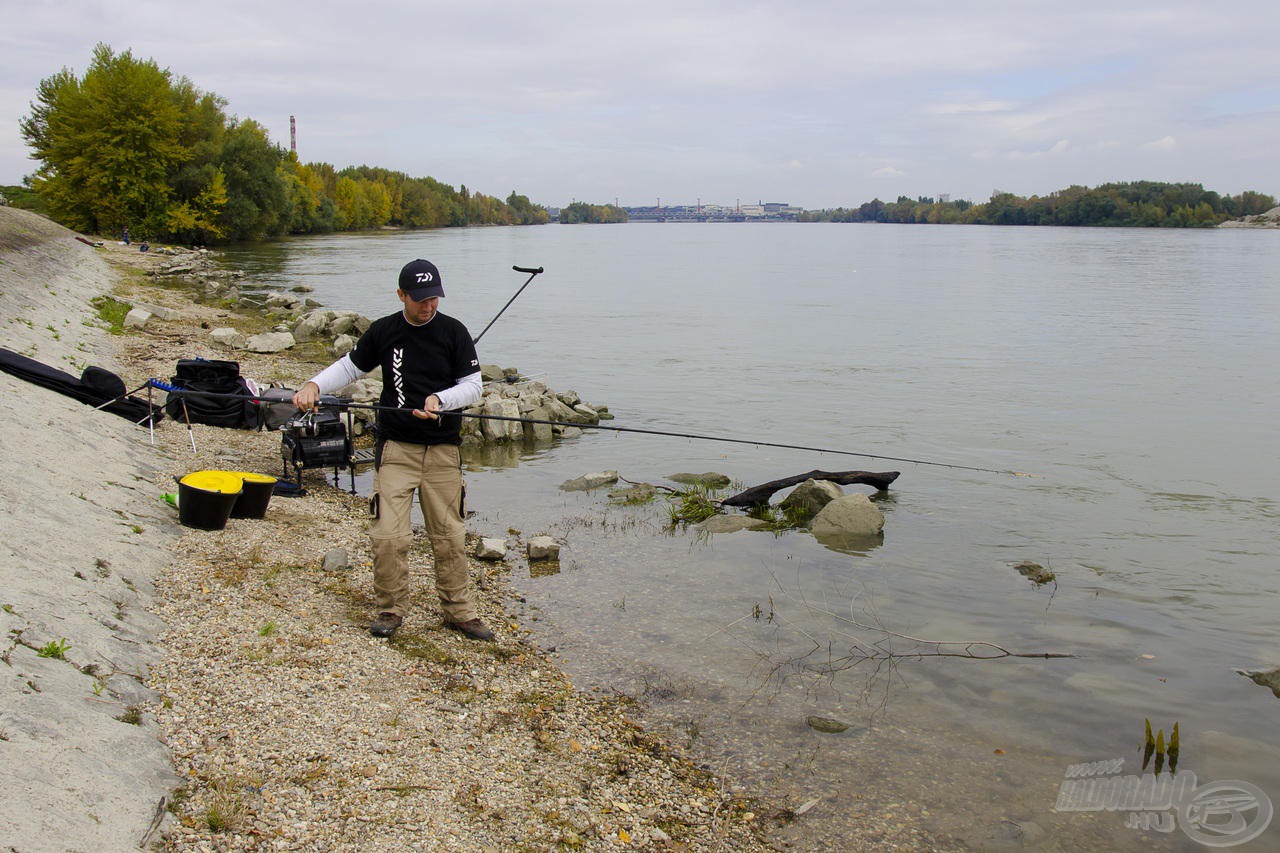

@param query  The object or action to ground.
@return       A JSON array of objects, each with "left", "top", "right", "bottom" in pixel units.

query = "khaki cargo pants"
[{"left": 369, "top": 440, "right": 475, "bottom": 623}]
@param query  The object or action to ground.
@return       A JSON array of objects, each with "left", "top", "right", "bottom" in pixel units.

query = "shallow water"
[{"left": 223, "top": 223, "right": 1280, "bottom": 848}]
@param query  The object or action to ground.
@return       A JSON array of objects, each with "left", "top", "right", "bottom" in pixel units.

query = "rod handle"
[{"left": 512, "top": 265, "right": 544, "bottom": 274}]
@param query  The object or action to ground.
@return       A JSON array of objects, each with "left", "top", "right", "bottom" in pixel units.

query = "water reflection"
[
  {"left": 461, "top": 436, "right": 557, "bottom": 470},
  {"left": 811, "top": 529, "right": 885, "bottom": 555}
]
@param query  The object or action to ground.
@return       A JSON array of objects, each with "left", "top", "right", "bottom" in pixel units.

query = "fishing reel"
[{"left": 280, "top": 408, "right": 352, "bottom": 488}]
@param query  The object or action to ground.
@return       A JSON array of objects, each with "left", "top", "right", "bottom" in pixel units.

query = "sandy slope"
[{"left": 0, "top": 206, "right": 178, "bottom": 851}]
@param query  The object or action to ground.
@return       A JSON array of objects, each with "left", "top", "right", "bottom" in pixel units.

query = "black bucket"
[
  {"left": 228, "top": 471, "right": 277, "bottom": 519},
  {"left": 177, "top": 471, "right": 242, "bottom": 531}
]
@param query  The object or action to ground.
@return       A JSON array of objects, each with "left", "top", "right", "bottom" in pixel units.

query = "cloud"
[
  {"left": 1000, "top": 140, "right": 1072, "bottom": 161},
  {"left": 2, "top": 0, "right": 1278, "bottom": 205},
  {"left": 930, "top": 100, "right": 1017, "bottom": 115}
]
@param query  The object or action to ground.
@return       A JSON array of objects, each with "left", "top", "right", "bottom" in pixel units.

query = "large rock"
[
  {"left": 475, "top": 538, "right": 507, "bottom": 561},
  {"left": 332, "top": 334, "right": 356, "bottom": 357},
  {"left": 527, "top": 536, "right": 560, "bottom": 560},
  {"left": 811, "top": 494, "right": 885, "bottom": 538},
  {"left": 245, "top": 331, "right": 296, "bottom": 353},
  {"left": 132, "top": 301, "right": 180, "bottom": 321},
  {"left": 523, "top": 404, "right": 555, "bottom": 443},
  {"left": 123, "top": 307, "right": 152, "bottom": 329},
  {"left": 292, "top": 310, "right": 333, "bottom": 342},
  {"left": 546, "top": 397, "right": 582, "bottom": 424},
  {"left": 781, "top": 479, "right": 843, "bottom": 518},
  {"left": 209, "top": 327, "right": 245, "bottom": 349},
  {"left": 264, "top": 292, "right": 299, "bottom": 308},
  {"left": 480, "top": 397, "right": 522, "bottom": 441},
  {"left": 571, "top": 403, "right": 600, "bottom": 424},
  {"left": 479, "top": 364, "right": 506, "bottom": 382},
  {"left": 560, "top": 470, "right": 619, "bottom": 491}
]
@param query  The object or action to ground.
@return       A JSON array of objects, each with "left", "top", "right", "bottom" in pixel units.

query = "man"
[{"left": 293, "top": 259, "right": 492, "bottom": 641}]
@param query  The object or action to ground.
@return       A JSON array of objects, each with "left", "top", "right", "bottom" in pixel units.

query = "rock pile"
[{"left": 332, "top": 366, "right": 612, "bottom": 446}]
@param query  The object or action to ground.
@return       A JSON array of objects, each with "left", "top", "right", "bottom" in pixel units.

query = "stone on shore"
[
  {"left": 322, "top": 547, "right": 349, "bottom": 572},
  {"left": 123, "top": 306, "right": 153, "bottom": 329},
  {"left": 132, "top": 301, "right": 181, "bottom": 321},
  {"left": 481, "top": 397, "right": 522, "bottom": 441},
  {"left": 210, "top": 327, "right": 245, "bottom": 349},
  {"left": 245, "top": 330, "right": 296, "bottom": 353},
  {"left": 475, "top": 538, "right": 507, "bottom": 561},
  {"left": 332, "top": 334, "right": 356, "bottom": 357},
  {"left": 292, "top": 310, "right": 333, "bottom": 342},
  {"left": 527, "top": 535, "right": 561, "bottom": 560}
]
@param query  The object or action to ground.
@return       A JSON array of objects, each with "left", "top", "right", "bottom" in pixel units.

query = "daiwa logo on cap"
[{"left": 399, "top": 259, "right": 445, "bottom": 301}]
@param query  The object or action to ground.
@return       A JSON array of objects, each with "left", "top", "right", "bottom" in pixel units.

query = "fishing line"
[{"left": 146, "top": 382, "right": 1035, "bottom": 476}]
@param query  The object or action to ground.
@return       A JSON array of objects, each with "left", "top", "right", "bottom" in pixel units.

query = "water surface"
[{"left": 223, "top": 224, "right": 1280, "bottom": 849}]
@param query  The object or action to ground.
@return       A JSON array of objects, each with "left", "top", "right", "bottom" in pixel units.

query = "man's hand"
[
  {"left": 292, "top": 381, "right": 321, "bottom": 412},
  {"left": 412, "top": 394, "right": 441, "bottom": 420}
]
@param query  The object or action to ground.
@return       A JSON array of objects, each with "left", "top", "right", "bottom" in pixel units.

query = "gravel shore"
[
  {"left": 112, "top": 244, "right": 778, "bottom": 851},
  {"left": 1, "top": 209, "right": 943, "bottom": 851}
]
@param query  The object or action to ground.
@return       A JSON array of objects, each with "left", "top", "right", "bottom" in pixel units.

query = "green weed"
[
  {"left": 666, "top": 483, "right": 721, "bottom": 526},
  {"left": 89, "top": 295, "right": 132, "bottom": 334},
  {"left": 37, "top": 638, "right": 71, "bottom": 660}
]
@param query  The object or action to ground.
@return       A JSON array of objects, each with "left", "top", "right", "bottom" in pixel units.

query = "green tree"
[
  {"left": 165, "top": 167, "right": 227, "bottom": 243},
  {"left": 20, "top": 44, "right": 201, "bottom": 237},
  {"left": 218, "top": 119, "right": 288, "bottom": 240}
]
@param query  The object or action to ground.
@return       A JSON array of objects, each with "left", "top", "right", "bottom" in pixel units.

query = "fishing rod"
[
  {"left": 472, "top": 265, "right": 544, "bottom": 345},
  {"left": 145, "top": 382, "right": 1034, "bottom": 476}
]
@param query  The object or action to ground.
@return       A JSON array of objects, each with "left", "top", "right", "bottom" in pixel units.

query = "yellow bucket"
[
  {"left": 177, "top": 471, "right": 244, "bottom": 530},
  {"left": 227, "top": 471, "right": 278, "bottom": 519}
]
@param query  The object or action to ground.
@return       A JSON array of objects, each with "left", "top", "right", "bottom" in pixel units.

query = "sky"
[{"left": 2, "top": 0, "right": 1278, "bottom": 210}]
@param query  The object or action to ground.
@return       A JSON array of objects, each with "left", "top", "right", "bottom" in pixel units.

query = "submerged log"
[{"left": 720, "top": 469, "right": 900, "bottom": 508}]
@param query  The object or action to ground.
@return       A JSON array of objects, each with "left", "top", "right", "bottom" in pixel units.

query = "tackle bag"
[
  {"left": 164, "top": 358, "right": 256, "bottom": 428},
  {"left": 256, "top": 386, "right": 302, "bottom": 431},
  {"left": 0, "top": 348, "right": 162, "bottom": 424}
]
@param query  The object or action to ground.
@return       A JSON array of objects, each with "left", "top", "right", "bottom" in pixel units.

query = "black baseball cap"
[{"left": 398, "top": 259, "right": 445, "bottom": 301}]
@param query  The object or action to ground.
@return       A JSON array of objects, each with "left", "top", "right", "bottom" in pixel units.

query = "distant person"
[
  {"left": 292, "top": 259, "right": 492, "bottom": 641},
  {"left": 121, "top": 226, "right": 130, "bottom": 245},
  {"left": 139, "top": 241, "right": 149, "bottom": 252}
]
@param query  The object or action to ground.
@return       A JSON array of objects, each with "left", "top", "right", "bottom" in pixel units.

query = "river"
[{"left": 221, "top": 222, "right": 1280, "bottom": 850}]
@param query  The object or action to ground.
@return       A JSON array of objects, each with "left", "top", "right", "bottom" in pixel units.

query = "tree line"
[
  {"left": 558, "top": 202, "right": 627, "bottom": 224},
  {"left": 17, "top": 44, "right": 549, "bottom": 245},
  {"left": 800, "top": 182, "right": 1276, "bottom": 227}
]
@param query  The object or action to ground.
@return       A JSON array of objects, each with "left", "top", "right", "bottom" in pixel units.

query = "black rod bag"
[{"left": 0, "top": 347, "right": 162, "bottom": 423}]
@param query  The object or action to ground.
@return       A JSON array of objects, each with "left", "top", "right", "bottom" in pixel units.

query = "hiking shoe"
[
  {"left": 369, "top": 612, "right": 403, "bottom": 638},
  {"left": 444, "top": 618, "right": 495, "bottom": 641}
]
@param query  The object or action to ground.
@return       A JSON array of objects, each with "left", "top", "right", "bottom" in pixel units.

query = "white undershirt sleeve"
[
  {"left": 436, "top": 371, "right": 482, "bottom": 410},
  {"left": 307, "top": 354, "right": 365, "bottom": 395}
]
